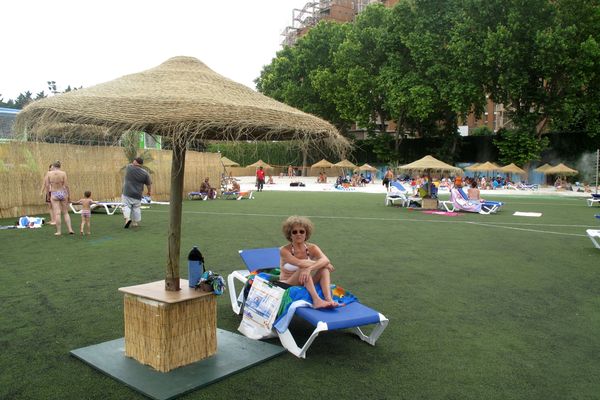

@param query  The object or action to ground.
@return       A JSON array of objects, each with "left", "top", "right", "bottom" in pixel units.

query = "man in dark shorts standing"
[{"left": 122, "top": 157, "right": 152, "bottom": 228}]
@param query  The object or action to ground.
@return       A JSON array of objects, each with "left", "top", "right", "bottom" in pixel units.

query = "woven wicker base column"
[
  {"left": 119, "top": 279, "right": 216, "bottom": 372},
  {"left": 421, "top": 198, "right": 439, "bottom": 210}
]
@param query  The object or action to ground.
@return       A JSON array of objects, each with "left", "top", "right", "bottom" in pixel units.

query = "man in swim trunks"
[
  {"left": 279, "top": 215, "right": 336, "bottom": 309},
  {"left": 45, "top": 161, "right": 74, "bottom": 235},
  {"left": 122, "top": 157, "right": 152, "bottom": 228}
]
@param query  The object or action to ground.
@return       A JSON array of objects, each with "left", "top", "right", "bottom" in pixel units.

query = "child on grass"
[{"left": 71, "top": 191, "right": 97, "bottom": 235}]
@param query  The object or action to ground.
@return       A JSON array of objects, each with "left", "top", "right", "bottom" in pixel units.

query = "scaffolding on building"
[
  {"left": 281, "top": 2, "right": 320, "bottom": 47},
  {"left": 281, "top": 1, "right": 387, "bottom": 46}
]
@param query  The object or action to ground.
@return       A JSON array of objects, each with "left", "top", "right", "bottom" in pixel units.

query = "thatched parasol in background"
[
  {"left": 311, "top": 159, "right": 334, "bottom": 169},
  {"left": 470, "top": 161, "right": 501, "bottom": 174},
  {"left": 398, "top": 155, "right": 463, "bottom": 175},
  {"left": 500, "top": 163, "right": 527, "bottom": 175},
  {"left": 545, "top": 163, "right": 578, "bottom": 176},
  {"left": 334, "top": 159, "right": 357, "bottom": 177},
  {"left": 464, "top": 163, "right": 480, "bottom": 171},
  {"left": 16, "top": 56, "right": 349, "bottom": 291},
  {"left": 397, "top": 155, "right": 463, "bottom": 197},
  {"left": 534, "top": 163, "right": 553, "bottom": 173},
  {"left": 220, "top": 156, "right": 239, "bottom": 167},
  {"left": 247, "top": 159, "right": 273, "bottom": 169},
  {"left": 358, "top": 163, "right": 377, "bottom": 172},
  {"left": 334, "top": 159, "right": 357, "bottom": 169}
]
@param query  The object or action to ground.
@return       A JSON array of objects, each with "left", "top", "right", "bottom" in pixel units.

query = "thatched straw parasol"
[
  {"left": 358, "top": 163, "right": 377, "bottom": 172},
  {"left": 398, "top": 155, "right": 463, "bottom": 175},
  {"left": 500, "top": 163, "right": 526, "bottom": 175},
  {"left": 220, "top": 156, "right": 239, "bottom": 167},
  {"left": 16, "top": 56, "right": 349, "bottom": 291},
  {"left": 247, "top": 159, "right": 273, "bottom": 169},
  {"left": 470, "top": 161, "right": 501, "bottom": 173},
  {"left": 545, "top": 163, "right": 578, "bottom": 176},
  {"left": 534, "top": 163, "right": 553, "bottom": 173},
  {"left": 464, "top": 163, "right": 480, "bottom": 171},
  {"left": 311, "top": 159, "right": 334, "bottom": 169},
  {"left": 334, "top": 159, "right": 357, "bottom": 169},
  {"left": 397, "top": 155, "right": 463, "bottom": 197}
]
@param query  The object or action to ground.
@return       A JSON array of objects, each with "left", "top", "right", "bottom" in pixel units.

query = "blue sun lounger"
[
  {"left": 458, "top": 187, "right": 504, "bottom": 214},
  {"left": 227, "top": 247, "right": 389, "bottom": 358}
]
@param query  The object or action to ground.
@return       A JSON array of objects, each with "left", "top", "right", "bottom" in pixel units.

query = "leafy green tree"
[
  {"left": 493, "top": 128, "right": 549, "bottom": 165},
  {"left": 256, "top": 21, "right": 351, "bottom": 134},
  {"left": 313, "top": 4, "right": 391, "bottom": 134},
  {"left": 470, "top": 0, "right": 600, "bottom": 136},
  {"left": 471, "top": 126, "right": 494, "bottom": 136},
  {"left": 379, "top": 0, "right": 471, "bottom": 160},
  {"left": 14, "top": 92, "right": 33, "bottom": 109}
]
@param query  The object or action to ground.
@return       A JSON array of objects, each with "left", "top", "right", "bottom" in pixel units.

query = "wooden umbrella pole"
[{"left": 165, "top": 141, "right": 186, "bottom": 291}]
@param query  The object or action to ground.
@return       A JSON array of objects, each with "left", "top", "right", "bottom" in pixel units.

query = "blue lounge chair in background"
[
  {"left": 227, "top": 247, "right": 389, "bottom": 358},
  {"left": 385, "top": 181, "right": 420, "bottom": 207},
  {"left": 457, "top": 187, "right": 504, "bottom": 214},
  {"left": 587, "top": 193, "right": 600, "bottom": 207},
  {"left": 440, "top": 188, "right": 503, "bottom": 214}
]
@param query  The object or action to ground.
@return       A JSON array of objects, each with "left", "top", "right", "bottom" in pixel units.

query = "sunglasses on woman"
[{"left": 292, "top": 230, "right": 305, "bottom": 235}]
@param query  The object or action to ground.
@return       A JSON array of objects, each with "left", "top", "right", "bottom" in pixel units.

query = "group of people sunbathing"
[
  {"left": 399, "top": 174, "right": 540, "bottom": 195},
  {"left": 335, "top": 172, "right": 372, "bottom": 188}
]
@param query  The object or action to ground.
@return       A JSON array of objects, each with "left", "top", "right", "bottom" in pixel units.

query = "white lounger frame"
[
  {"left": 587, "top": 198, "right": 600, "bottom": 207},
  {"left": 227, "top": 267, "right": 389, "bottom": 358},
  {"left": 587, "top": 229, "right": 600, "bottom": 249},
  {"left": 69, "top": 202, "right": 123, "bottom": 215}
]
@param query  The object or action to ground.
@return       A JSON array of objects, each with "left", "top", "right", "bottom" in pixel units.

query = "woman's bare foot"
[
  {"left": 313, "top": 298, "right": 336, "bottom": 309},
  {"left": 325, "top": 299, "right": 339, "bottom": 307},
  {"left": 54, "top": 232, "right": 61, "bottom": 236}
]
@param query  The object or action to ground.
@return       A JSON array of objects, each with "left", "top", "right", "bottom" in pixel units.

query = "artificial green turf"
[{"left": 1, "top": 192, "right": 599, "bottom": 399}]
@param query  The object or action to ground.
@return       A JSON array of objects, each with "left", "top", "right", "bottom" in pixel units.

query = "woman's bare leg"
[
  {"left": 60, "top": 201, "right": 74, "bottom": 234},
  {"left": 313, "top": 268, "right": 336, "bottom": 307},
  {"left": 51, "top": 199, "right": 62, "bottom": 235},
  {"left": 48, "top": 203, "right": 56, "bottom": 225},
  {"left": 282, "top": 270, "right": 331, "bottom": 309},
  {"left": 303, "top": 275, "right": 332, "bottom": 308}
]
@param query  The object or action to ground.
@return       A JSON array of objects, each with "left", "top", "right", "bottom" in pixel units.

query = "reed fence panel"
[{"left": 0, "top": 142, "right": 220, "bottom": 218}]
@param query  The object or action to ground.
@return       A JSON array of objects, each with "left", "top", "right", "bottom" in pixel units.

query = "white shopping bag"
[{"left": 238, "top": 275, "right": 285, "bottom": 340}]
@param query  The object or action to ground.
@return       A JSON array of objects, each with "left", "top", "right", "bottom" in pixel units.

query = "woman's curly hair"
[{"left": 282, "top": 215, "right": 313, "bottom": 242}]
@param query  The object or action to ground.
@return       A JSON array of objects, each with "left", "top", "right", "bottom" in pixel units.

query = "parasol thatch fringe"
[{"left": 15, "top": 56, "right": 350, "bottom": 158}]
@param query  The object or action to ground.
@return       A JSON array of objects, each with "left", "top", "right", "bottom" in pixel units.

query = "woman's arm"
[
  {"left": 280, "top": 246, "right": 316, "bottom": 269},
  {"left": 305, "top": 244, "right": 331, "bottom": 271},
  {"left": 40, "top": 173, "right": 49, "bottom": 196}
]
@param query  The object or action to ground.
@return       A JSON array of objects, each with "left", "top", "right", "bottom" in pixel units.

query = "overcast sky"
[{"left": 1, "top": 0, "right": 308, "bottom": 101}]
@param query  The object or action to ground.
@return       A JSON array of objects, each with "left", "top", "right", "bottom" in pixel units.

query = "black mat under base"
[{"left": 70, "top": 329, "right": 286, "bottom": 400}]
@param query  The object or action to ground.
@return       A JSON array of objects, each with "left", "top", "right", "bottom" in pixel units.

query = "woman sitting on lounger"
[
  {"left": 467, "top": 180, "right": 484, "bottom": 202},
  {"left": 279, "top": 216, "right": 336, "bottom": 309}
]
